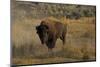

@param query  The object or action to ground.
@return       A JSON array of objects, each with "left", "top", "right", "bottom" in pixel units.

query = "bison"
[{"left": 36, "top": 19, "right": 67, "bottom": 54}]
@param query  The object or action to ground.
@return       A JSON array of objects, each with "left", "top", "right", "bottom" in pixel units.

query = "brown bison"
[{"left": 36, "top": 19, "right": 67, "bottom": 54}]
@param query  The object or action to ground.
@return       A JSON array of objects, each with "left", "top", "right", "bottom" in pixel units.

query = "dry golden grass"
[{"left": 12, "top": 17, "right": 96, "bottom": 65}]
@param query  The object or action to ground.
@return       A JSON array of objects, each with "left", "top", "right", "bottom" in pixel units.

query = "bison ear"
[{"left": 36, "top": 26, "right": 39, "bottom": 30}]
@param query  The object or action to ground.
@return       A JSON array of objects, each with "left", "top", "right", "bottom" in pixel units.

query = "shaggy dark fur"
[{"left": 36, "top": 19, "right": 67, "bottom": 51}]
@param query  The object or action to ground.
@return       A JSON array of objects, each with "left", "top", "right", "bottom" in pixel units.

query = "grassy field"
[{"left": 12, "top": 17, "right": 96, "bottom": 65}]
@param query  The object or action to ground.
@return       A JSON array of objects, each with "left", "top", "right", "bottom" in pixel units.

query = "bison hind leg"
[
  {"left": 60, "top": 35, "right": 66, "bottom": 45},
  {"left": 60, "top": 35, "right": 66, "bottom": 50}
]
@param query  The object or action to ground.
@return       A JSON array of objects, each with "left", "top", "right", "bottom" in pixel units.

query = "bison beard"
[{"left": 36, "top": 20, "right": 67, "bottom": 55}]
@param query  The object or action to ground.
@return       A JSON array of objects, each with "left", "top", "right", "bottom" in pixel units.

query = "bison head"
[{"left": 36, "top": 25, "right": 49, "bottom": 44}]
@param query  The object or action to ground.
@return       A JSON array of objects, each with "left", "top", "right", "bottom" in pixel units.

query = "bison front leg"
[
  {"left": 47, "top": 38, "right": 56, "bottom": 57},
  {"left": 60, "top": 35, "right": 66, "bottom": 50},
  {"left": 48, "top": 48, "right": 53, "bottom": 56}
]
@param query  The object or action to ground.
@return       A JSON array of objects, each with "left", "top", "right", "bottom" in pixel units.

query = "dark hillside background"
[{"left": 12, "top": 0, "right": 96, "bottom": 20}]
